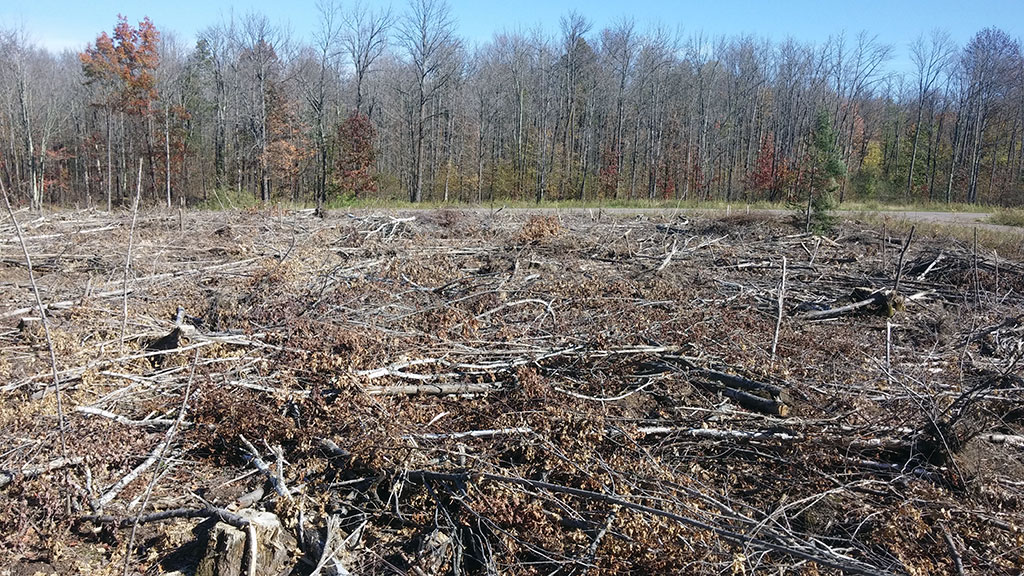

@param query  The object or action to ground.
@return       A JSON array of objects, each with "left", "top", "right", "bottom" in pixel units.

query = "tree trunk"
[
  {"left": 412, "top": 87, "right": 426, "bottom": 203},
  {"left": 906, "top": 99, "right": 925, "bottom": 199},
  {"left": 164, "top": 107, "right": 172, "bottom": 208},
  {"left": 967, "top": 103, "right": 984, "bottom": 204},
  {"left": 106, "top": 111, "right": 113, "bottom": 211}
]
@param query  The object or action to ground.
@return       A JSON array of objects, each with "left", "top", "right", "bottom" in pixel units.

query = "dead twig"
[
  {"left": 656, "top": 238, "right": 680, "bottom": 272},
  {"left": 82, "top": 506, "right": 250, "bottom": 529},
  {"left": 892, "top": 225, "right": 915, "bottom": 295},
  {"left": 1, "top": 179, "right": 70, "bottom": 472},
  {"left": 771, "top": 256, "right": 786, "bottom": 362},
  {"left": 406, "top": 470, "right": 894, "bottom": 576},
  {"left": 940, "top": 524, "right": 965, "bottom": 576},
  {"left": 239, "top": 435, "right": 292, "bottom": 501},
  {"left": 120, "top": 158, "right": 142, "bottom": 351},
  {"left": 123, "top": 348, "right": 200, "bottom": 576},
  {"left": 0, "top": 457, "right": 84, "bottom": 489},
  {"left": 93, "top": 440, "right": 170, "bottom": 511},
  {"left": 74, "top": 406, "right": 177, "bottom": 429}
]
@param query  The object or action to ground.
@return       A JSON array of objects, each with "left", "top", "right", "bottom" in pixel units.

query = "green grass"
[{"left": 195, "top": 188, "right": 265, "bottom": 211}]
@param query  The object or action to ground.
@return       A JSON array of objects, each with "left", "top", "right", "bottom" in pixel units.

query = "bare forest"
[{"left": 1, "top": 1, "right": 1024, "bottom": 210}]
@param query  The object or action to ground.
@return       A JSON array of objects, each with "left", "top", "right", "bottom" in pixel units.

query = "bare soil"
[{"left": 1, "top": 207, "right": 1023, "bottom": 575}]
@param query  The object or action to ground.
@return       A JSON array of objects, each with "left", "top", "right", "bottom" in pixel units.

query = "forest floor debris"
[{"left": 2, "top": 207, "right": 1023, "bottom": 575}]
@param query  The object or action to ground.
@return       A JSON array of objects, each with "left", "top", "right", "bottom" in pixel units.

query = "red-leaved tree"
[
  {"left": 335, "top": 113, "right": 377, "bottom": 198},
  {"left": 749, "top": 133, "right": 790, "bottom": 201}
]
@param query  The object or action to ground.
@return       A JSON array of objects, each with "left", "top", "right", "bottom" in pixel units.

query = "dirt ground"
[{"left": 1, "top": 207, "right": 1023, "bottom": 575}]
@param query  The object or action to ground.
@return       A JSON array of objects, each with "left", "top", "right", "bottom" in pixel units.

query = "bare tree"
[
  {"left": 196, "top": 21, "right": 233, "bottom": 192},
  {"left": 0, "top": 29, "right": 66, "bottom": 210},
  {"left": 602, "top": 19, "right": 638, "bottom": 196},
  {"left": 495, "top": 31, "right": 532, "bottom": 196},
  {"left": 156, "top": 32, "right": 188, "bottom": 208},
  {"left": 556, "top": 11, "right": 592, "bottom": 198},
  {"left": 398, "top": 0, "right": 458, "bottom": 203},
  {"left": 960, "top": 28, "right": 1020, "bottom": 203},
  {"left": 238, "top": 13, "right": 287, "bottom": 202},
  {"left": 302, "top": 0, "right": 344, "bottom": 214},
  {"left": 831, "top": 32, "right": 892, "bottom": 201},
  {"left": 343, "top": 0, "right": 393, "bottom": 115},
  {"left": 531, "top": 28, "right": 557, "bottom": 203},
  {"left": 906, "top": 29, "right": 954, "bottom": 198},
  {"left": 11, "top": 9, "right": 1024, "bottom": 210}
]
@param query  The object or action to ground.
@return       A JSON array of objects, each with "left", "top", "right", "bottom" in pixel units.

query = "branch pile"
[{"left": 2, "top": 208, "right": 1023, "bottom": 575}]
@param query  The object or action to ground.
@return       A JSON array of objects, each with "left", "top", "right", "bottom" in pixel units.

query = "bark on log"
[
  {"left": 798, "top": 289, "right": 904, "bottom": 321},
  {"left": 364, "top": 382, "right": 503, "bottom": 396},
  {"left": 719, "top": 387, "right": 790, "bottom": 417}
]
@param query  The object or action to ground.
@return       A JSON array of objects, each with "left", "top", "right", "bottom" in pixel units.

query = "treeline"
[{"left": 1, "top": 0, "right": 1023, "bottom": 210}]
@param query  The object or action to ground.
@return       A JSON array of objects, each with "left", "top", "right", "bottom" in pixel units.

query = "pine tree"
[{"left": 803, "top": 110, "right": 846, "bottom": 233}]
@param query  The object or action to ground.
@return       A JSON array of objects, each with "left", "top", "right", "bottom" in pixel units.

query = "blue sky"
[{"left": 2, "top": 0, "right": 1021, "bottom": 73}]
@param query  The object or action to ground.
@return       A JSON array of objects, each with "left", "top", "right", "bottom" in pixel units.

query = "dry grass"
[{"left": 990, "top": 208, "right": 1024, "bottom": 228}]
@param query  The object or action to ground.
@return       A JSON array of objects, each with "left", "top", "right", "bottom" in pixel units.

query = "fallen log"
[
  {"left": 718, "top": 386, "right": 790, "bottom": 417},
  {"left": 694, "top": 368, "right": 791, "bottom": 416},
  {"left": 798, "top": 289, "right": 901, "bottom": 321}
]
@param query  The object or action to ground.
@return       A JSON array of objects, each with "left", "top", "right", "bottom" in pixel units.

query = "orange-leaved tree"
[
  {"left": 80, "top": 16, "right": 160, "bottom": 209},
  {"left": 80, "top": 16, "right": 160, "bottom": 113},
  {"left": 266, "top": 86, "right": 313, "bottom": 202}
]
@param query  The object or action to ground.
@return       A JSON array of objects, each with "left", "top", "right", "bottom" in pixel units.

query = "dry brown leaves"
[{"left": 0, "top": 207, "right": 1022, "bottom": 574}]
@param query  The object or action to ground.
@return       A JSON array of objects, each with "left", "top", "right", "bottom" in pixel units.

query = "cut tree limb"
[
  {"left": 82, "top": 506, "right": 251, "bottom": 529},
  {"left": 0, "top": 457, "right": 84, "bottom": 489},
  {"left": 798, "top": 290, "right": 895, "bottom": 321},
  {"left": 239, "top": 435, "right": 292, "bottom": 500},
  {"left": 93, "top": 440, "right": 169, "bottom": 510},
  {"left": 364, "top": 382, "right": 504, "bottom": 396},
  {"left": 75, "top": 406, "right": 177, "bottom": 429}
]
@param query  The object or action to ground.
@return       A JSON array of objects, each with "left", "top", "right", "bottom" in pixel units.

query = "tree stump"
[{"left": 195, "top": 510, "right": 296, "bottom": 576}]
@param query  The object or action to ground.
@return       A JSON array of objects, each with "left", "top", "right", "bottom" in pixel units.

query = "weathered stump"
[{"left": 195, "top": 510, "right": 296, "bottom": 576}]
